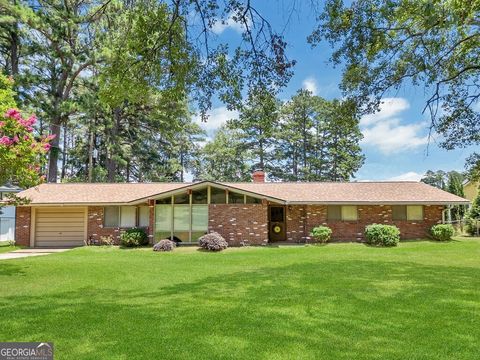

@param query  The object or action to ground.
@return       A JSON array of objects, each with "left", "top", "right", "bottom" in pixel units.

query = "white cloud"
[
  {"left": 195, "top": 106, "right": 239, "bottom": 132},
  {"left": 211, "top": 14, "right": 251, "bottom": 34},
  {"left": 388, "top": 171, "right": 423, "bottom": 181},
  {"left": 361, "top": 119, "right": 429, "bottom": 154},
  {"left": 302, "top": 77, "right": 318, "bottom": 95},
  {"left": 360, "top": 97, "right": 410, "bottom": 126},
  {"left": 360, "top": 97, "right": 429, "bottom": 154}
]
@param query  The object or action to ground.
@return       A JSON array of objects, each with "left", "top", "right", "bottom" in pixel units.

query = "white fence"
[
  {"left": 0, "top": 217, "right": 15, "bottom": 241},
  {"left": 0, "top": 206, "right": 15, "bottom": 241}
]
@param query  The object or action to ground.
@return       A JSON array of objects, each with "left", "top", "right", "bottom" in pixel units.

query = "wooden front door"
[{"left": 269, "top": 206, "right": 286, "bottom": 242}]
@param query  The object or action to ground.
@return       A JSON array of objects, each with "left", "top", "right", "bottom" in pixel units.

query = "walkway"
[{"left": 0, "top": 248, "right": 70, "bottom": 260}]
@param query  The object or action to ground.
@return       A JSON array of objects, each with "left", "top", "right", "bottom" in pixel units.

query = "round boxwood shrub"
[
  {"left": 120, "top": 228, "right": 148, "bottom": 247},
  {"left": 310, "top": 226, "right": 332, "bottom": 243},
  {"left": 364, "top": 224, "right": 400, "bottom": 247},
  {"left": 153, "top": 239, "right": 176, "bottom": 252},
  {"left": 198, "top": 232, "right": 228, "bottom": 251},
  {"left": 430, "top": 224, "right": 455, "bottom": 241}
]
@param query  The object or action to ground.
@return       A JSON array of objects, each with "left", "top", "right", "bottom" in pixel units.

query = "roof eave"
[{"left": 285, "top": 201, "right": 471, "bottom": 205}]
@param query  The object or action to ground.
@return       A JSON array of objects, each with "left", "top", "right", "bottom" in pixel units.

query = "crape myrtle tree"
[
  {"left": 0, "top": 0, "right": 295, "bottom": 182},
  {"left": 0, "top": 74, "right": 53, "bottom": 197},
  {"left": 310, "top": 0, "right": 480, "bottom": 176}
]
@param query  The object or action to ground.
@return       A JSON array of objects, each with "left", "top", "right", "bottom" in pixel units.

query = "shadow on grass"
[{"left": 0, "top": 258, "right": 479, "bottom": 359}]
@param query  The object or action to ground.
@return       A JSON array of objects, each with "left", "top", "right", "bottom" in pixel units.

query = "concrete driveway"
[{"left": 0, "top": 248, "right": 70, "bottom": 260}]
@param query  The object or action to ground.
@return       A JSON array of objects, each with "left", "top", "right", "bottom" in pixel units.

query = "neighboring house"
[
  {"left": 0, "top": 185, "right": 21, "bottom": 242},
  {"left": 463, "top": 180, "right": 478, "bottom": 202},
  {"left": 15, "top": 171, "right": 469, "bottom": 247}
]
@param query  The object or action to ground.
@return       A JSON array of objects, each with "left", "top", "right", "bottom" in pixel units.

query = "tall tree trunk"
[
  {"left": 106, "top": 107, "right": 121, "bottom": 182},
  {"left": 88, "top": 129, "right": 94, "bottom": 182},
  {"left": 8, "top": 0, "right": 19, "bottom": 75},
  {"left": 47, "top": 118, "right": 62, "bottom": 182},
  {"left": 60, "top": 123, "right": 68, "bottom": 181}
]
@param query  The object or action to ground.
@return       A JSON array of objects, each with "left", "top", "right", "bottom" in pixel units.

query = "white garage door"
[{"left": 34, "top": 208, "right": 86, "bottom": 247}]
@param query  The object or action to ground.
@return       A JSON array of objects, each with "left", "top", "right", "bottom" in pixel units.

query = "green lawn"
[
  {"left": 1, "top": 238, "right": 479, "bottom": 359},
  {"left": 0, "top": 241, "right": 20, "bottom": 253}
]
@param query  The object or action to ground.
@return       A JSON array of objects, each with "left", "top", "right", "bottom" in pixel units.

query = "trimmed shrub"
[
  {"left": 465, "top": 217, "right": 479, "bottom": 236},
  {"left": 310, "top": 226, "right": 332, "bottom": 243},
  {"left": 430, "top": 224, "right": 455, "bottom": 241},
  {"left": 364, "top": 224, "right": 400, "bottom": 247},
  {"left": 120, "top": 228, "right": 148, "bottom": 247},
  {"left": 153, "top": 239, "right": 176, "bottom": 252},
  {"left": 198, "top": 232, "right": 228, "bottom": 251}
]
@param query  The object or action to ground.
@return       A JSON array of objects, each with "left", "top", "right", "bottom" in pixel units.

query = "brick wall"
[
  {"left": 208, "top": 204, "right": 268, "bottom": 246},
  {"left": 15, "top": 207, "right": 31, "bottom": 246},
  {"left": 286, "top": 204, "right": 444, "bottom": 242},
  {"left": 87, "top": 206, "right": 154, "bottom": 245}
]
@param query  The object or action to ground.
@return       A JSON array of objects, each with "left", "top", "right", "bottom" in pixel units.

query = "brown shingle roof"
[
  {"left": 18, "top": 181, "right": 469, "bottom": 205},
  {"left": 18, "top": 183, "right": 187, "bottom": 205},
  {"left": 221, "top": 181, "right": 469, "bottom": 204}
]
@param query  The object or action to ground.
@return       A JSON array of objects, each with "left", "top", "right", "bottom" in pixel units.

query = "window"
[
  {"left": 228, "top": 192, "right": 244, "bottom": 204},
  {"left": 392, "top": 206, "right": 407, "bottom": 221},
  {"left": 191, "top": 205, "right": 208, "bottom": 240},
  {"left": 156, "top": 197, "right": 171, "bottom": 204},
  {"left": 210, "top": 187, "right": 226, "bottom": 204},
  {"left": 138, "top": 206, "right": 150, "bottom": 227},
  {"left": 173, "top": 205, "right": 190, "bottom": 242},
  {"left": 270, "top": 207, "right": 284, "bottom": 222},
  {"left": 342, "top": 206, "right": 358, "bottom": 221},
  {"left": 104, "top": 206, "right": 120, "bottom": 227},
  {"left": 174, "top": 193, "right": 189, "bottom": 204},
  {"left": 155, "top": 204, "right": 172, "bottom": 239},
  {"left": 246, "top": 196, "right": 261, "bottom": 204},
  {"left": 407, "top": 205, "right": 423, "bottom": 221},
  {"left": 120, "top": 206, "right": 136, "bottom": 227},
  {"left": 327, "top": 205, "right": 357, "bottom": 221},
  {"left": 392, "top": 205, "right": 424, "bottom": 221},
  {"left": 327, "top": 206, "right": 341, "bottom": 221},
  {"left": 104, "top": 206, "right": 147, "bottom": 228},
  {"left": 192, "top": 188, "right": 207, "bottom": 204}
]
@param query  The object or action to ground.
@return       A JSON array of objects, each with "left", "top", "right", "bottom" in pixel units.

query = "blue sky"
[{"left": 195, "top": 1, "right": 478, "bottom": 181}]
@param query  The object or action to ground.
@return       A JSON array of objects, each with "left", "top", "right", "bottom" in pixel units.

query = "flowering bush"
[
  {"left": 153, "top": 239, "right": 176, "bottom": 252},
  {"left": 0, "top": 76, "right": 53, "bottom": 192},
  {"left": 0, "top": 108, "right": 54, "bottom": 190},
  {"left": 198, "top": 232, "right": 228, "bottom": 251}
]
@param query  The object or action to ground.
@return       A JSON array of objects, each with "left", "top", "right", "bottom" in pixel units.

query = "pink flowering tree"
[{"left": 0, "top": 108, "right": 54, "bottom": 192}]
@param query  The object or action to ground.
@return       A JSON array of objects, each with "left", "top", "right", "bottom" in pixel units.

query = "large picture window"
[
  {"left": 104, "top": 206, "right": 148, "bottom": 228},
  {"left": 327, "top": 205, "right": 358, "bottom": 221},
  {"left": 392, "top": 205, "right": 424, "bottom": 221},
  {"left": 153, "top": 186, "right": 264, "bottom": 242}
]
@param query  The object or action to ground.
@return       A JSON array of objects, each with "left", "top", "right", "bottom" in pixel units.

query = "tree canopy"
[{"left": 310, "top": 0, "right": 480, "bottom": 159}]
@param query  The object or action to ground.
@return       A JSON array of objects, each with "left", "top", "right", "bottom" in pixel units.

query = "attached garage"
[{"left": 32, "top": 207, "right": 87, "bottom": 247}]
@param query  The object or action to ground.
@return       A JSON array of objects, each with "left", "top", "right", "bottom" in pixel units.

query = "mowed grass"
[
  {"left": 0, "top": 241, "right": 20, "bottom": 253},
  {"left": 1, "top": 238, "right": 479, "bottom": 360}
]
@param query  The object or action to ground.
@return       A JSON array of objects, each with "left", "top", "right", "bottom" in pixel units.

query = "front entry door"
[{"left": 269, "top": 206, "right": 286, "bottom": 242}]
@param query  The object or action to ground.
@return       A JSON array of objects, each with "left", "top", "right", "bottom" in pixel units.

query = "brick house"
[{"left": 15, "top": 171, "right": 469, "bottom": 247}]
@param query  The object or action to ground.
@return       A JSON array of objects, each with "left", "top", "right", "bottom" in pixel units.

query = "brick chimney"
[{"left": 252, "top": 170, "right": 265, "bottom": 183}]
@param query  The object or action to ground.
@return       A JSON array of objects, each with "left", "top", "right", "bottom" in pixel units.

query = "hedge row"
[{"left": 310, "top": 224, "right": 455, "bottom": 247}]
